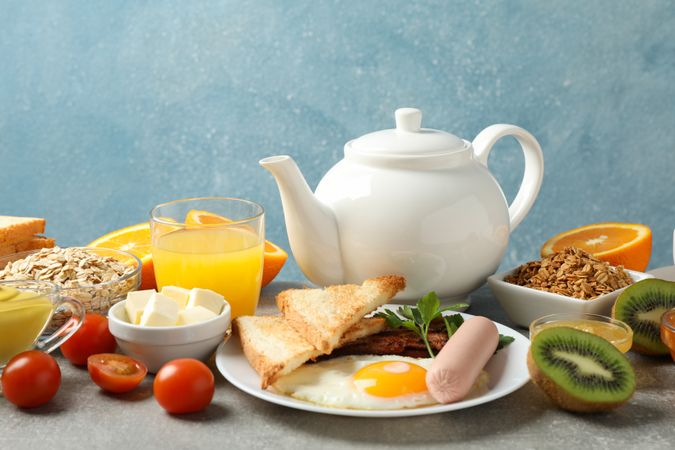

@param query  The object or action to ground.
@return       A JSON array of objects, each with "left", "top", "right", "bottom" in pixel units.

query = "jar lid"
[{"left": 346, "top": 108, "right": 467, "bottom": 158}]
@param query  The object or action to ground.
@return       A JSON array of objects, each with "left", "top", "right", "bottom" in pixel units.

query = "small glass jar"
[
  {"left": 530, "top": 312, "right": 633, "bottom": 353},
  {"left": 660, "top": 308, "right": 675, "bottom": 361}
]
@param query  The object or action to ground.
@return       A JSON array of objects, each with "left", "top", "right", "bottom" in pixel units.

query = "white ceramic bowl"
[
  {"left": 487, "top": 268, "right": 653, "bottom": 328},
  {"left": 108, "top": 300, "right": 231, "bottom": 373}
]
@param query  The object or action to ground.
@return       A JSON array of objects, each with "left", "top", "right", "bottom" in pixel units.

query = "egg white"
[{"left": 272, "top": 355, "right": 437, "bottom": 410}]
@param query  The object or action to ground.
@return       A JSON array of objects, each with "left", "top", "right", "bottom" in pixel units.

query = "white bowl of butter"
[{"left": 108, "top": 287, "right": 231, "bottom": 373}]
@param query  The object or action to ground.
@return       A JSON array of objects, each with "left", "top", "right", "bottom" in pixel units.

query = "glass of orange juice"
[
  {"left": 150, "top": 197, "right": 265, "bottom": 318},
  {"left": 0, "top": 280, "right": 85, "bottom": 369}
]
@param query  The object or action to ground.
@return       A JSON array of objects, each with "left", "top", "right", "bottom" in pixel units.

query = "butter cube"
[
  {"left": 125, "top": 289, "right": 156, "bottom": 324},
  {"left": 187, "top": 288, "right": 224, "bottom": 315},
  {"left": 178, "top": 306, "right": 218, "bottom": 326},
  {"left": 160, "top": 286, "right": 191, "bottom": 309},
  {"left": 139, "top": 293, "right": 179, "bottom": 327}
]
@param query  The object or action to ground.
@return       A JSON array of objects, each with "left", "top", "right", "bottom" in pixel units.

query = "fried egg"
[{"left": 272, "top": 355, "right": 490, "bottom": 410}]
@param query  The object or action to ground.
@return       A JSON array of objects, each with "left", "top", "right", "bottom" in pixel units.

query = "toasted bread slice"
[
  {"left": 235, "top": 316, "right": 317, "bottom": 389},
  {"left": 0, "top": 235, "right": 56, "bottom": 257},
  {"left": 235, "top": 315, "right": 387, "bottom": 388},
  {"left": 0, "top": 216, "right": 46, "bottom": 246},
  {"left": 336, "top": 317, "right": 387, "bottom": 347},
  {"left": 15, "top": 236, "right": 55, "bottom": 252},
  {"left": 276, "top": 275, "right": 405, "bottom": 354}
]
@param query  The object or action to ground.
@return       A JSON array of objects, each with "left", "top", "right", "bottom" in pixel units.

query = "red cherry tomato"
[
  {"left": 87, "top": 353, "right": 148, "bottom": 393},
  {"left": 2, "top": 350, "right": 61, "bottom": 408},
  {"left": 60, "top": 313, "right": 117, "bottom": 365},
  {"left": 153, "top": 359, "right": 214, "bottom": 414}
]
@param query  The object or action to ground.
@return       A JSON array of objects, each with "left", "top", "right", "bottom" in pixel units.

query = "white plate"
[
  {"left": 215, "top": 307, "right": 531, "bottom": 417},
  {"left": 648, "top": 265, "right": 675, "bottom": 282}
]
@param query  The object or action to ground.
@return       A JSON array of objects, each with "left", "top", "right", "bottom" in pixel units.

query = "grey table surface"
[{"left": 1, "top": 281, "right": 673, "bottom": 450}]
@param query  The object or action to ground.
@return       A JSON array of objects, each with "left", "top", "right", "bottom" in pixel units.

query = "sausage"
[{"left": 425, "top": 316, "right": 499, "bottom": 403}]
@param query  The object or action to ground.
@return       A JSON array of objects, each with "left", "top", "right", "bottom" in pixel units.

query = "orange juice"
[
  {"left": 152, "top": 227, "right": 264, "bottom": 318},
  {"left": 0, "top": 292, "right": 54, "bottom": 364}
]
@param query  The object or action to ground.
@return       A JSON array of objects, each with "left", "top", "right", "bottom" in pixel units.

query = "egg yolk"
[{"left": 352, "top": 361, "right": 428, "bottom": 398}]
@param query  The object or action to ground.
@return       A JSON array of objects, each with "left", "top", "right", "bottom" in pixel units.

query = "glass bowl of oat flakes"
[{"left": 0, "top": 247, "right": 141, "bottom": 328}]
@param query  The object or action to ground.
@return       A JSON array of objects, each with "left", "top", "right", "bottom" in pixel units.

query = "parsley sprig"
[{"left": 375, "top": 291, "right": 515, "bottom": 358}]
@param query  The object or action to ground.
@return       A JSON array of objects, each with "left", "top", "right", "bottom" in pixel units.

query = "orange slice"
[
  {"left": 261, "top": 240, "right": 288, "bottom": 287},
  {"left": 540, "top": 223, "right": 652, "bottom": 271},
  {"left": 87, "top": 223, "right": 156, "bottom": 290},
  {"left": 185, "top": 209, "right": 288, "bottom": 287},
  {"left": 185, "top": 209, "right": 232, "bottom": 225}
]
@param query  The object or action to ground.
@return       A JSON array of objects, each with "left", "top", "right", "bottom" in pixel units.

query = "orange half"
[
  {"left": 87, "top": 223, "right": 156, "bottom": 290},
  {"left": 185, "top": 209, "right": 287, "bottom": 287},
  {"left": 540, "top": 222, "right": 652, "bottom": 271}
]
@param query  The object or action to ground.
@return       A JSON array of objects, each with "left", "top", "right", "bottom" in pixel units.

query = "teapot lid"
[{"left": 346, "top": 108, "right": 468, "bottom": 160}]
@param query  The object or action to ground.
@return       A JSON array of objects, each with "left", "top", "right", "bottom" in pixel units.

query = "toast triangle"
[
  {"left": 234, "top": 315, "right": 387, "bottom": 388},
  {"left": 276, "top": 275, "right": 406, "bottom": 354}
]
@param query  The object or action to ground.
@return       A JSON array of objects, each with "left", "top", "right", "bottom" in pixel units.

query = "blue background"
[{"left": 1, "top": 0, "right": 674, "bottom": 281}]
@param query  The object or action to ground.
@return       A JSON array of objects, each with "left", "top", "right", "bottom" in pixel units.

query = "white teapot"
[{"left": 261, "top": 108, "right": 544, "bottom": 301}]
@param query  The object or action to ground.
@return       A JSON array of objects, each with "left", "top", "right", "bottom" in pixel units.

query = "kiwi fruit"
[
  {"left": 612, "top": 278, "right": 675, "bottom": 355},
  {"left": 527, "top": 327, "right": 635, "bottom": 413}
]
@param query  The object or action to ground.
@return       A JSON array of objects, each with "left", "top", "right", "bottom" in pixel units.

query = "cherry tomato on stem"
[
  {"left": 87, "top": 353, "right": 147, "bottom": 393},
  {"left": 60, "top": 313, "right": 117, "bottom": 365},
  {"left": 2, "top": 350, "right": 61, "bottom": 408},
  {"left": 153, "top": 359, "right": 214, "bottom": 414}
]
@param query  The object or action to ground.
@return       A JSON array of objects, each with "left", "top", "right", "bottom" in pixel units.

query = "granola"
[{"left": 505, "top": 247, "right": 633, "bottom": 299}]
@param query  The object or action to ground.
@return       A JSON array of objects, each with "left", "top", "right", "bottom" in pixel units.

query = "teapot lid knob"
[
  {"left": 345, "top": 107, "right": 466, "bottom": 161},
  {"left": 395, "top": 108, "right": 422, "bottom": 132}
]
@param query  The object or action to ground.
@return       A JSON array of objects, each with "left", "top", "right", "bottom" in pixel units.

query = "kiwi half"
[
  {"left": 527, "top": 327, "right": 635, "bottom": 413},
  {"left": 612, "top": 278, "right": 675, "bottom": 355}
]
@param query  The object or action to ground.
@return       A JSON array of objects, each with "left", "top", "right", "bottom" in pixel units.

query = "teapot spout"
[{"left": 260, "top": 155, "right": 344, "bottom": 285}]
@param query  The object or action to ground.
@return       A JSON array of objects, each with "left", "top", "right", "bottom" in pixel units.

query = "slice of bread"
[
  {"left": 276, "top": 275, "right": 406, "bottom": 354},
  {"left": 0, "top": 236, "right": 56, "bottom": 257},
  {"left": 0, "top": 235, "right": 56, "bottom": 256},
  {"left": 234, "top": 315, "right": 387, "bottom": 388},
  {"left": 336, "top": 317, "right": 387, "bottom": 348},
  {"left": 15, "top": 236, "right": 55, "bottom": 252},
  {"left": 0, "top": 216, "right": 46, "bottom": 246},
  {"left": 235, "top": 316, "right": 317, "bottom": 389}
]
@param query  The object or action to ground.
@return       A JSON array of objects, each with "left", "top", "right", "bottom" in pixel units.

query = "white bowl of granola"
[{"left": 487, "top": 248, "right": 653, "bottom": 328}]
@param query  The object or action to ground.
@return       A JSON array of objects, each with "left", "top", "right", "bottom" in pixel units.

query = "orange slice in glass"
[
  {"left": 87, "top": 223, "right": 156, "bottom": 290},
  {"left": 185, "top": 209, "right": 232, "bottom": 225},
  {"left": 185, "top": 209, "right": 288, "bottom": 287},
  {"left": 540, "top": 222, "right": 652, "bottom": 271}
]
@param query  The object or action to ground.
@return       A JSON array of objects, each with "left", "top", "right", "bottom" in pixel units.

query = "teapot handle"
[{"left": 472, "top": 124, "right": 544, "bottom": 231}]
